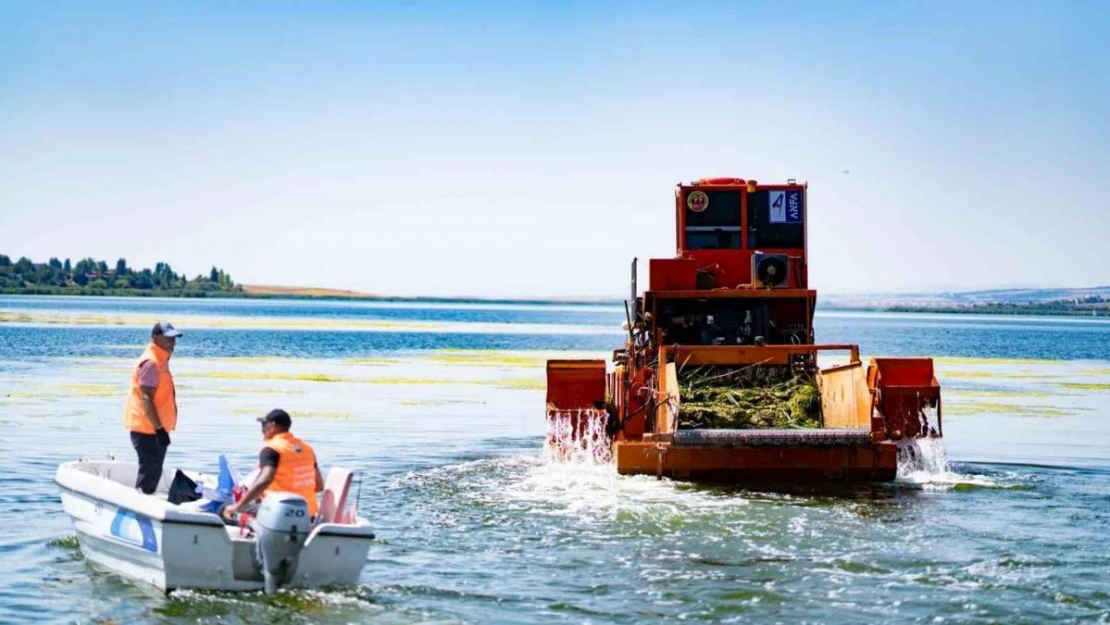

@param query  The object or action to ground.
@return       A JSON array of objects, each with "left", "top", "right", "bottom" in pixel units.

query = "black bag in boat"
[{"left": 167, "top": 469, "right": 201, "bottom": 505}]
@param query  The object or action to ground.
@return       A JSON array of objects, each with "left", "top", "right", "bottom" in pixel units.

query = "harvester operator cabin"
[{"left": 652, "top": 178, "right": 812, "bottom": 350}]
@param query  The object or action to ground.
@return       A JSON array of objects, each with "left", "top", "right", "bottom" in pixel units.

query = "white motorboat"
[{"left": 54, "top": 459, "right": 375, "bottom": 593}]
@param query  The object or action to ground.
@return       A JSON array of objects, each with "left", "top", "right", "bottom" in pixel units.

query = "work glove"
[{"left": 156, "top": 428, "right": 171, "bottom": 448}]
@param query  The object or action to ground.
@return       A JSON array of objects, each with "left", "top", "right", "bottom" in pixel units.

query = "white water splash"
[
  {"left": 895, "top": 424, "right": 996, "bottom": 490},
  {"left": 543, "top": 409, "right": 612, "bottom": 465},
  {"left": 896, "top": 404, "right": 955, "bottom": 487},
  {"left": 897, "top": 437, "right": 951, "bottom": 477}
]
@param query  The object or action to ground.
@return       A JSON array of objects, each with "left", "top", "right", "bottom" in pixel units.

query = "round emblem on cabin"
[{"left": 687, "top": 191, "right": 709, "bottom": 213}]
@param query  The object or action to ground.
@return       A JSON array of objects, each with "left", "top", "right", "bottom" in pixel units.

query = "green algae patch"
[
  {"left": 1056, "top": 383, "right": 1110, "bottom": 391},
  {"left": 941, "top": 371, "right": 1059, "bottom": 380},
  {"left": 54, "top": 383, "right": 121, "bottom": 397},
  {"left": 82, "top": 366, "right": 134, "bottom": 376},
  {"left": 203, "top": 356, "right": 305, "bottom": 364},
  {"left": 0, "top": 312, "right": 35, "bottom": 324},
  {"left": 232, "top": 407, "right": 353, "bottom": 420},
  {"left": 428, "top": 350, "right": 548, "bottom": 367},
  {"left": 490, "top": 378, "right": 546, "bottom": 391},
  {"left": 2, "top": 391, "right": 43, "bottom": 399},
  {"left": 399, "top": 398, "right": 480, "bottom": 407},
  {"left": 1077, "top": 368, "right": 1110, "bottom": 376},
  {"left": 0, "top": 311, "right": 133, "bottom": 326},
  {"left": 943, "top": 401, "right": 1069, "bottom": 417},
  {"left": 368, "top": 376, "right": 455, "bottom": 385},
  {"left": 956, "top": 389, "right": 1055, "bottom": 399},
  {"left": 218, "top": 387, "right": 308, "bottom": 395},
  {"left": 934, "top": 356, "right": 1058, "bottom": 366},
  {"left": 191, "top": 371, "right": 348, "bottom": 383},
  {"left": 344, "top": 358, "right": 401, "bottom": 366}
]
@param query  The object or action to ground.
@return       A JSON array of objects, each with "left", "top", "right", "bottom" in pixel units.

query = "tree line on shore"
[
  {"left": 885, "top": 295, "right": 1108, "bottom": 317},
  {"left": 0, "top": 253, "right": 241, "bottom": 297}
]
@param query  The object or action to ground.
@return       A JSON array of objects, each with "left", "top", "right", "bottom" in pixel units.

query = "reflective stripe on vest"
[
  {"left": 123, "top": 343, "right": 177, "bottom": 434},
  {"left": 262, "top": 432, "right": 318, "bottom": 517}
]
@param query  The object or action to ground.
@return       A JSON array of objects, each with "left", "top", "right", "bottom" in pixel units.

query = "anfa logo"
[
  {"left": 686, "top": 191, "right": 709, "bottom": 213},
  {"left": 769, "top": 191, "right": 803, "bottom": 224}
]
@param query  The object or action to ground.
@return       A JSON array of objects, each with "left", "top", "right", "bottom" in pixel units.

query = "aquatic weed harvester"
[{"left": 545, "top": 177, "right": 944, "bottom": 481}]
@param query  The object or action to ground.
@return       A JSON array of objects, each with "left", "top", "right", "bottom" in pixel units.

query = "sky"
[{"left": 1, "top": 0, "right": 1108, "bottom": 298}]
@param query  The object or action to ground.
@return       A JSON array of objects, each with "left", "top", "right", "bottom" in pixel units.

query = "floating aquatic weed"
[
  {"left": 941, "top": 371, "right": 1059, "bottom": 380},
  {"left": 47, "top": 535, "right": 80, "bottom": 549},
  {"left": 2, "top": 391, "right": 42, "bottom": 399},
  {"left": 230, "top": 407, "right": 353, "bottom": 419},
  {"left": 289, "top": 410, "right": 354, "bottom": 420},
  {"left": 1077, "top": 367, "right": 1110, "bottom": 376},
  {"left": 955, "top": 389, "right": 1055, "bottom": 398},
  {"left": 192, "top": 371, "right": 348, "bottom": 383},
  {"left": 219, "top": 387, "right": 308, "bottom": 395},
  {"left": 427, "top": 350, "right": 548, "bottom": 367},
  {"left": 343, "top": 358, "right": 400, "bottom": 366},
  {"left": 942, "top": 402, "right": 1070, "bottom": 417},
  {"left": 1055, "top": 383, "right": 1110, "bottom": 391},
  {"left": 398, "top": 399, "right": 479, "bottom": 407},
  {"left": 933, "top": 356, "right": 1059, "bottom": 366},
  {"left": 53, "top": 383, "right": 121, "bottom": 397},
  {"left": 490, "top": 378, "right": 545, "bottom": 391},
  {"left": 366, "top": 376, "right": 456, "bottom": 385}
]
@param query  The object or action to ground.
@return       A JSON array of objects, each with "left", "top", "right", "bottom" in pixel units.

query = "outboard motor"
[{"left": 251, "top": 492, "right": 311, "bottom": 593}]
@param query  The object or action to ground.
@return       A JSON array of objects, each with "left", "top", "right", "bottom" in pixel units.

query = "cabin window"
[{"left": 683, "top": 190, "right": 741, "bottom": 250}]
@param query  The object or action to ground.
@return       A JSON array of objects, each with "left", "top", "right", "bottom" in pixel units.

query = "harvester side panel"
[
  {"left": 817, "top": 362, "right": 872, "bottom": 431},
  {"left": 655, "top": 362, "right": 679, "bottom": 436}
]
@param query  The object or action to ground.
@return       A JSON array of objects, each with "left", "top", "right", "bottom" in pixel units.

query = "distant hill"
[
  {"left": 818, "top": 286, "right": 1110, "bottom": 317},
  {"left": 820, "top": 286, "right": 1110, "bottom": 309}
]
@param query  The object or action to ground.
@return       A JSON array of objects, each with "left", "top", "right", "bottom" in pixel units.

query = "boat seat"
[{"left": 315, "top": 467, "right": 353, "bottom": 526}]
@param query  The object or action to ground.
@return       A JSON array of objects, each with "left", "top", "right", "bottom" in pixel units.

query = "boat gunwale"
[{"left": 55, "top": 460, "right": 376, "bottom": 538}]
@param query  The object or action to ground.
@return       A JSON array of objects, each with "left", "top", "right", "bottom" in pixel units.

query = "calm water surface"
[{"left": 1, "top": 296, "right": 1108, "bottom": 624}]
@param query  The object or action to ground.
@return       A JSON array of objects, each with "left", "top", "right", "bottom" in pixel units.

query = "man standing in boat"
[
  {"left": 221, "top": 409, "right": 324, "bottom": 521},
  {"left": 123, "top": 321, "right": 181, "bottom": 494}
]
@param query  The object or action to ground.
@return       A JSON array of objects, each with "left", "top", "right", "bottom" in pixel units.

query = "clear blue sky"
[{"left": 1, "top": 1, "right": 1107, "bottom": 297}]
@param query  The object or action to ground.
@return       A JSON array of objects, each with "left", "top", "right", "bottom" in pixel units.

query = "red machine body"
[{"left": 545, "top": 177, "right": 943, "bottom": 482}]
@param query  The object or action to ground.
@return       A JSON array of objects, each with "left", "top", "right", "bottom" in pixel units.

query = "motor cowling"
[{"left": 251, "top": 492, "right": 311, "bottom": 593}]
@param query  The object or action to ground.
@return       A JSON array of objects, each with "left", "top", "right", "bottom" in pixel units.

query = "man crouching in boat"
[{"left": 220, "top": 409, "right": 324, "bottom": 523}]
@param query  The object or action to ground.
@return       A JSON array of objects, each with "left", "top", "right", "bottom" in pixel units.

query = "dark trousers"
[{"left": 130, "top": 431, "right": 167, "bottom": 494}]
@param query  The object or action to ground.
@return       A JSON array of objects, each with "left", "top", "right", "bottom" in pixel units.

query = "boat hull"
[{"left": 55, "top": 460, "right": 374, "bottom": 592}]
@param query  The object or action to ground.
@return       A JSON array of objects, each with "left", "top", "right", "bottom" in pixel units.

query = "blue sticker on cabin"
[
  {"left": 769, "top": 190, "right": 804, "bottom": 224},
  {"left": 110, "top": 509, "right": 158, "bottom": 553}
]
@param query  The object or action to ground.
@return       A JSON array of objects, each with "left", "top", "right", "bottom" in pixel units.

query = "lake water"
[{"left": 1, "top": 295, "right": 1108, "bottom": 624}]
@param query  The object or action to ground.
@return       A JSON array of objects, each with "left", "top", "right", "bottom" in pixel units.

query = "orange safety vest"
[
  {"left": 262, "top": 432, "right": 319, "bottom": 517},
  {"left": 123, "top": 342, "right": 177, "bottom": 435}
]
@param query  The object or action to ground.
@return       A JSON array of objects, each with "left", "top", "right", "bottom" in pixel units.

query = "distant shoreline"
[
  {"left": 2, "top": 286, "right": 1106, "bottom": 318},
  {"left": 822, "top": 305, "right": 1107, "bottom": 318},
  {"left": 0, "top": 284, "right": 625, "bottom": 307}
]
